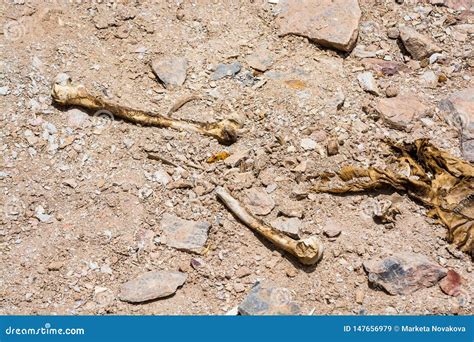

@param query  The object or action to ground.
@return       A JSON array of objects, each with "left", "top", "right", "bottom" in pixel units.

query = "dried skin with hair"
[
  {"left": 313, "top": 139, "right": 473, "bottom": 255},
  {"left": 51, "top": 74, "right": 240, "bottom": 145}
]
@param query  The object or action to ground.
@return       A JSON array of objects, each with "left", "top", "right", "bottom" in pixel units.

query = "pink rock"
[
  {"left": 439, "top": 270, "right": 463, "bottom": 296},
  {"left": 376, "top": 95, "right": 429, "bottom": 131},
  {"left": 362, "top": 58, "right": 409, "bottom": 76},
  {"left": 276, "top": 0, "right": 361, "bottom": 52}
]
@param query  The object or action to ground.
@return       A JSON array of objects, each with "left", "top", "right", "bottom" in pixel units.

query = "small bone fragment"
[
  {"left": 215, "top": 186, "right": 323, "bottom": 265},
  {"left": 51, "top": 74, "right": 240, "bottom": 145}
]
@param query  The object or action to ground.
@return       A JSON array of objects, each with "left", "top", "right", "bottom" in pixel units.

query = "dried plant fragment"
[
  {"left": 313, "top": 139, "right": 473, "bottom": 255},
  {"left": 51, "top": 74, "right": 240, "bottom": 145}
]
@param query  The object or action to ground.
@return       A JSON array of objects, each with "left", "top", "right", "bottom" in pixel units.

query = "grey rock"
[
  {"left": 119, "top": 271, "right": 187, "bottom": 303},
  {"left": 363, "top": 252, "right": 447, "bottom": 295},
  {"left": 243, "top": 188, "right": 275, "bottom": 216},
  {"left": 271, "top": 217, "right": 301, "bottom": 239},
  {"left": 238, "top": 281, "right": 301, "bottom": 315},
  {"left": 160, "top": 213, "right": 210, "bottom": 253},
  {"left": 211, "top": 62, "right": 242, "bottom": 81},
  {"left": 67, "top": 108, "right": 89, "bottom": 128},
  {"left": 0, "top": 86, "right": 9, "bottom": 95},
  {"left": 151, "top": 57, "right": 188, "bottom": 88},
  {"left": 35, "top": 206, "right": 52, "bottom": 223},
  {"left": 300, "top": 138, "right": 316, "bottom": 151}
]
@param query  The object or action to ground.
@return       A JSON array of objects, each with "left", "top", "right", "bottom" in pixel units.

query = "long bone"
[
  {"left": 215, "top": 186, "right": 324, "bottom": 265},
  {"left": 51, "top": 74, "right": 240, "bottom": 145}
]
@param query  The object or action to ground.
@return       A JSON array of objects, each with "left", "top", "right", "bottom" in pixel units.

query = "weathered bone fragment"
[
  {"left": 313, "top": 139, "right": 473, "bottom": 255},
  {"left": 215, "top": 186, "right": 323, "bottom": 265},
  {"left": 51, "top": 73, "right": 240, "bottom": 145}
]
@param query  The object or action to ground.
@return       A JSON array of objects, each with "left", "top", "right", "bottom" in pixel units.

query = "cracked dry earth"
[{"left": 0, "top": 0, "right": 473, "bottom": 315}]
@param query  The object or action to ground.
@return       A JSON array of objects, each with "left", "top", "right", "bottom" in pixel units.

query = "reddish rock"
[
  {"left": 399, "top": 26, "right": 442, "bottom": 60},
  {"left": 276, "top": 0, "right": 361, "bottom": 52},
  {"left": 362, "top": 58, "right": 408, "bottom": 76},
  {"left": 363, "top": 253, "right": 447, "bottom": 295},
  {"left": 376, "top": 95, "right": 429, "bottom": 131},
  {"left": 119, "top": 271, "right": 187, "bottom": 303},
  {"left": 439, "top": 270, "right": 463, "bottom": 296}
]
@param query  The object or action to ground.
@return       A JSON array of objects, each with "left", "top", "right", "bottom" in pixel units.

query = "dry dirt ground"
[{"left": 0, "top": 0, "right": 472, "bottom": 315}]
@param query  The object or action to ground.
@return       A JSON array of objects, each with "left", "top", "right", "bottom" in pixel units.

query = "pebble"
[
  {"left": 0, "top": 86, "right": 9, "bottom": 95},
  {"left": 323, "top": 220, "right": 342, "bottom": 238},
  {"left": 278, "top": 200, "right": 304, "bottom": 218},
  {"left": 357, "top": 72, "right": 380, "bottom": 96},
  {"left": 224, "top": 149, "right": 250, "bottom": 167},
  {"left": 439, "top": 270, "right": 463, "bottom": 296},
  {"left": 118, "top": 271, "right": 187, "bottom": 303},
  {"left": 234, "top": 283, "right": 246, "bottom": 293},
  {"left": 235, "top": 267, "right": 252, "bottom": 278},
  {"left": 47, "top": 261, "right": 64, "bottom": 271},
  {"left": 67, "top": 108, "right": 89, "bottom": 127},
  {"left": 387, "top": 27, "right": 400, "bottom": 39},
  {"left": 35, "top": 206, "right": 52, "bottom": 223},
  {"left": 363, "top": 252, "right": 447, "bottom": 295},
  {"left": 151, "top": 57, "right": 188, "bottom": 88},
  {"left": 271, "top": 217, "right": 302, "bottom": 239},
  {"left": 246, "top": 48, "right": 274, "bottom": 72},
  {"left": 385, "top": 85, "right": 399, "bottom": 98},
  {"left": 300, "top": 138, "right": 317, "bottom": 151},
  {"left": 238, "top": 281, "right": 301, "bottom": 315},
  {"left": 211, "top": 62, "right": 242, "bottom": 81},
  {"left": 326, "top": 139, "right": 339, "bottom": 156},
  {"left": 160, "top": 213, "right": 210, "bottom": 254},
  {"left": 243, "top": 188, "right": 275, "bottom": 216},
  {"left": 355, "top": 289, "right": 365, "bottom": 304}
]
